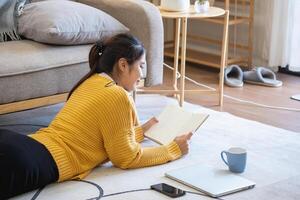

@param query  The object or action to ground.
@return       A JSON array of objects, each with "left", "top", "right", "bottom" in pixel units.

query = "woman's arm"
[
  {"left": 105, "top": 128, "right": 182, "bottom": 169},
  {"left": 134, "top": 117, "right": 158, "bottom": 143},
  {"left": 101, "top": 96, "right": 182, "bottom": 169},
  {"left": 134, "top": 126, "right": 144, "bottom": 143}
]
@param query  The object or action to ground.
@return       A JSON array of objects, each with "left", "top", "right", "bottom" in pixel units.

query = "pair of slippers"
[{"left": 224, "top": 65, "right": 283, "bottom": 88}]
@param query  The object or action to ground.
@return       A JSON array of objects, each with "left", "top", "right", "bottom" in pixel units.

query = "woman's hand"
[
  {"left": 174, "top": 132, "right": 193, "bottom": 155},
  {"left": 142, "top": 117, "right": 159, "bottom": 133}
]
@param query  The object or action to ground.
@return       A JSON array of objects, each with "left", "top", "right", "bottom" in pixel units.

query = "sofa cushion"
[
  {"left": 0, "top": 62, "right": 89, "bottom": 104},
  {"left": 18, "top": 1, "right": 129, "bottom": 45},
  {"left": 0, "top": 40, "right": 92, "bottom": 77}
]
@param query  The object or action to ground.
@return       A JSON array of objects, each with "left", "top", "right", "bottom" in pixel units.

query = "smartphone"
[{"left": 151, "top": 183, "right": 186, "bottom": 198}]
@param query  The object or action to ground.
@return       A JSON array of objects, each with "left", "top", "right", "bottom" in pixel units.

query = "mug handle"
[{"left": 221, "top": 151, "right": 228, "bottom": 166}]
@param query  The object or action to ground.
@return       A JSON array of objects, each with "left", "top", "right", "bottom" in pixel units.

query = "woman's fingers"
[
  {"left": 151, "top": 117, "right": 159, "bottom": 123},
  {"left": 174, "top": 132, "right": 193, "bottom": 155},
  {"left": 186, "top": 132, "right": 193, "bottom": 140},
  {"left": 178, "top": 132, "right": 193, "bottom": 140},
  {"left": 142, "top": 117, "right": 159, "bottom": 133}
]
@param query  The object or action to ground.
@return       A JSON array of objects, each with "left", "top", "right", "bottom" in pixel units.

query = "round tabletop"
[{"left": 158, "top": 6, "right": 225, "bottom": 19}]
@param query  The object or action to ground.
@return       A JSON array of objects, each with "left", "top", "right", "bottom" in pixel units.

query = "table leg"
[
  {"left": 219, "top": 10, "right": 229, "bottom": 107},
  {"left": 173, "top": 18, "right": 181, "bottom": 99},
  {"left": 179, "top": 17, "right": 187, "bottom": 107}
]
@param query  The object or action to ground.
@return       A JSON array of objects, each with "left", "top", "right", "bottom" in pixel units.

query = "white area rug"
[{"left": 11, "top": 95, "right": 300, "bottom": 200}]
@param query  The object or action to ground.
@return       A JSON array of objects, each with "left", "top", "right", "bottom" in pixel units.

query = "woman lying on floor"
[{"left": 0, "top": 33, "right": 192, "bottom": 199}]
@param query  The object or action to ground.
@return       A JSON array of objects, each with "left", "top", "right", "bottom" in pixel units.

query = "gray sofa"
[{"left": 0, "top": 0, "right": 163, "bottom": 114}]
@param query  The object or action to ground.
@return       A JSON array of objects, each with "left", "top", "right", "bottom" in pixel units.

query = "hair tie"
[{"left": 96, "top": 41, "right": 104, "bottom": 56}]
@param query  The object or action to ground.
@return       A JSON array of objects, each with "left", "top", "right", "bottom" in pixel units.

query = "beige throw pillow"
[{"left": 18, "top": 1, "right": 129, "bottom": 45}]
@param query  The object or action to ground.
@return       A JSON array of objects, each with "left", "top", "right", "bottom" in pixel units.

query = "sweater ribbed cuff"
[
  {"left": 134, "top": 126, "right": 144, "bottom": 143},
  {"left": 166, "top": 141, "right": 182, "bottom": 160}
]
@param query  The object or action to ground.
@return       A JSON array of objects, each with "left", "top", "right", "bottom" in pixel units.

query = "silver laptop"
[{"left": 165, "top": 164, "right": 255, "bottom": 197}]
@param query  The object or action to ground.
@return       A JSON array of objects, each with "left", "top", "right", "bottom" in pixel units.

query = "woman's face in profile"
[{"left": 119, "top": 53, "right": 146, "bottom": 92}]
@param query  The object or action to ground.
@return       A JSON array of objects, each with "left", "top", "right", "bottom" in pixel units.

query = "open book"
[{"left": 144, "top": 105, "right": 209, "bottom": 145}]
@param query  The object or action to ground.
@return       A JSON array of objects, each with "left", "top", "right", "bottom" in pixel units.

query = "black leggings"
[{"left": 0, "top": 129, "right": 59, "bottom": 199}]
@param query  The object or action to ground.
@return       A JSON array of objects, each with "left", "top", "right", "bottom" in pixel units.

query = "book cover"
[{"left": 144, "top": 105, "right": 209, "bottom": 145}]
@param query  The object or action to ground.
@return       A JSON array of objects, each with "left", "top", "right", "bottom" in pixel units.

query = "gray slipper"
[
  {"left": 224, "top": 65, "right": 243, "bottom": 87},
  {"left": 243, "top": 67, "right": 283, "bottom": 87}
]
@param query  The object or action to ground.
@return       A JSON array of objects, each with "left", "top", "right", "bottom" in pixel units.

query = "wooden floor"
[{"left": 143, "top": 59, "right": 300, "bottom": 133}]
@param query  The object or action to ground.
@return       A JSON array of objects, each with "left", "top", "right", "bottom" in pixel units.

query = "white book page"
[{"left": 145, "top": 105, "right": 209, "bottom": 145}]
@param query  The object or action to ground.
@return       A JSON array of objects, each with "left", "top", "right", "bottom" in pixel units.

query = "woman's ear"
[{"left": 117, "top": 58, "right": 128, "bottom": 72}]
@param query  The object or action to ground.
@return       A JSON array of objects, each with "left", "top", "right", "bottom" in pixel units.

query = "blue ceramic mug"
[{"left": 221, "top": 147, "right": 247, "bottom": 173}]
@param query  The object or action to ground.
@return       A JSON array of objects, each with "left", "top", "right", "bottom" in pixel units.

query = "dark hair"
[{"left": 67, "top": 33, "right": 145, "bottom": 99}]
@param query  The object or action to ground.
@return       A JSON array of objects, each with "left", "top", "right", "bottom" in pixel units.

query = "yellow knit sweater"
[{"left": 30, "top": 74, "right": 181, "bottom": 182}]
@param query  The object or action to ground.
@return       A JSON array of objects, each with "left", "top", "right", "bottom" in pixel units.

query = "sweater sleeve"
[
  {"left": 102, "top": 95, "right": 182, "bottom": 169},
  {"left": 134, "top": 126, "right": 144, "bottom": 143}
]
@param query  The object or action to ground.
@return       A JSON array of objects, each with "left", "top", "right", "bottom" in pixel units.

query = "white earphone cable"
[{"left": 163, "top": 63, "right": 300, "bottom": 112}]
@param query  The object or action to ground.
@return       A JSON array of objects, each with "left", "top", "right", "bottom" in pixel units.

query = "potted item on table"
[
  {"left": 194, "top": 0, "right": 210, "bottom": 13},
  {"left": 160, "top": 0, "right": 190, "bottom": 12}
]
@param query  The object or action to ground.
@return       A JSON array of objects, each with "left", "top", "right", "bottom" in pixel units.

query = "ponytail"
[{"left": 67, "top": 44, "right": 103, "bottom": 99}]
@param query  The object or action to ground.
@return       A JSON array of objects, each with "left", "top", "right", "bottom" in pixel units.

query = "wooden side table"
[{"left": 138, "top": 6, "right": 229, "bottom": 107}]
